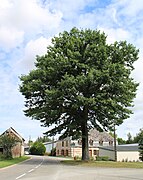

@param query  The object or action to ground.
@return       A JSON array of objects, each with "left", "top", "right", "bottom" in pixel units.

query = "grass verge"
[
  {"left": 0, "top": 156, "right": 30, "bottom": 169},
  {"left": 61, "top": 160, "right": 143, "bottom": 169}
]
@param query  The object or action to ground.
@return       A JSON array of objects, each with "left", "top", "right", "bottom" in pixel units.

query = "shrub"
[
  {"left": 29, "top": 142, "right": 46, "bottom": 155},
  {"left": 96, "top": 156, "right": 109, "bottom": 161},
  {"left": 139, "top": 139, "right": 143, "bottom": 161}
]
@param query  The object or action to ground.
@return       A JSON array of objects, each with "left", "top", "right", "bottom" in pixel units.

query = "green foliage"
[
  {"left": 29, "top": 142, "right": 46, "bottom": 155},
  {"left": 139, "top": 139, "right": 143, "bottom": 161},
  {"left": 0, "top": 135, "right": 19, "bottom": 159},
  {"left": 36, "top": 136, "right": 51, "bottom": 143},
  {"left": 134, "top": 128, "right": 143, "bottom": 143},
  {"left": 126, "top": 132, "right": 133, "bottom": 144},
  {"left": 0, "top": 156, "right": 30, "bottom": 168},
  {"left": 117, "top": 137, "right": 126, "bottom": 145},
  {"left": 19, "top": 27, "right": 139, "bottom": 160},
  {"left": 96, "top": 156, "right": 109, "bottom": 161}
]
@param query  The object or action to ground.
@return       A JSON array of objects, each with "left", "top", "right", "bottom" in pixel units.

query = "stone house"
[
  {"left": 0, "top": 127, "right": 25, "bottom": 158},
  {"left": 56, "top": 129, "right": 114, "bottom": 159}
]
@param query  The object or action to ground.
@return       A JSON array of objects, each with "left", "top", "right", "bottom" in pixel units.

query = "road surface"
[{"left": 0, "top": 156, "right": 143, "bottom": 180}]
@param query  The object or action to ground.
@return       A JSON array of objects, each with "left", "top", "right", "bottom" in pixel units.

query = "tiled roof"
[
  {"left": 1, "top": 127, "right": 25, "bottom": 141},
  {"left": 89, "top": 129, "right": 114, "bottom": 142}
]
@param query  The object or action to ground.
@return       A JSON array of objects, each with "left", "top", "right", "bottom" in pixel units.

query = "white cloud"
[
  {"left": 100, "top": 27, "right": 131, "bottom": 44},
  {"left": 0, "top": 0, "right": 143, "bottom": 140},
  {"left": 114, "top": 0, "right": 143, "bottom": 17},
  {"left": 17, "top": 36, "right": 51, "bottom": 73},
  {"left": 0, "top": 0, "right": 62, "bottom": 51},
  {"left": 0, "top": 27, "right": 24, "bottom": 52}
]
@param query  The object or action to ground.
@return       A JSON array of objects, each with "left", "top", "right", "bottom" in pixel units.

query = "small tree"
[
  {"left": 117, "top": 137, "right": 126, "bottom": 145},
  {"left": 29, "top": 142, "right": 46, "bottom": 155},
  {"left": 0, "top": 135, "right": 18, "bottom": 159},
  {"left": 133, "top": 128, "right": 143, "bottom": 143},
  {"left": 36, "top": 136, "right": 51, "bottom": 143},
  {"left": 139, "top": 139, "right": 143, "bottom": 161},
  {"left": 126, "top": 132, "right": 133, "bottom": 144}
]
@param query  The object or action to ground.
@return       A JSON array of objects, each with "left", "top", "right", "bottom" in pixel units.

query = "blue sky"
[{"left": 0, "top": 0, "right": 143, "bottom": 142}]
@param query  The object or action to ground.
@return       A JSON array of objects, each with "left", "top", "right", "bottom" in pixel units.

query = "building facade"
[
  {"left": 56, "top": 129, "right": 114, "bottom": 159},
  {"left": 0, "top": 127, "right": 25, "bottom": 158},
  {"left": 99, "top": 144, "right": 140, "bottom": 162}
]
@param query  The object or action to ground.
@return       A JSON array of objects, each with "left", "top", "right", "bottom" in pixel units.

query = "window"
[
  {"left": 78, "top": 140, "right": 82, "bottom": 145},
  {"left": 109, "top": 141, "right": 113, "bottom": 146},
  {"left": 94, "top": 150, "right": 99, "bottom": 156},
  {"left": 99, "top": 140, "right": 103, "bottom": 146},
  {"left": 66, "top": 140, "right": 68, "bottom": 147},
  {"left": 89, "top": 139, "right": 93, "bottom": 146},
  {"left": 61, "top": 150, "right": 64, "bottom": 156},
  {"left": 66, "top": 150, "right": 68, "bottom": 156},
  {"left": 0, "top": 147, "right": 3, "bottom": 153},
  {"left": 62, "top": 141, "right": 64, "bottom": 147}
]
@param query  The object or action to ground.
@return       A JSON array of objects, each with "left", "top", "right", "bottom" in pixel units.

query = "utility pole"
[
  {"left": 52, "top": 137, "right": 54, "bottom": 156},
  {"left": 114, "top": 125, "right": 117, "bottom": 162}
]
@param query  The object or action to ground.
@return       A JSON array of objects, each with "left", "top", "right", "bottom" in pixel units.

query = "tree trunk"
[{"left": 81, "top": 107, "right": 89, "bottom": 161}]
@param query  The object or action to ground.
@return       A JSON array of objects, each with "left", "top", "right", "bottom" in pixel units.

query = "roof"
[
  {"left": 58, "top": 129, "right": 114, "bottom": 142},
  {"left": 99, "top": 144, "right": 139, "bottom": 152},
  {"left": 89, "top": 129, "right": 114, "bottom": 142},
  {"left": 1, "top": 127, "right": 25, "bottom": 141},
  {"left": 43, "top": 140, "right": 59, "bottom": 145}
]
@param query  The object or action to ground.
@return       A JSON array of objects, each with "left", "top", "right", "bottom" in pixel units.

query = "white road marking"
[
  {"left": 35, "top": 165, "right": 40, "bottom": 168},
  {"left": 16, "top": 173, "right": 26, "bottom": 179},
  {"left": 35, "top": 158, "right": 44, "bottom": 169},
  {"left": 15, "top": 158, "right": 44, "bottom": 179},
  {"left": 28, "top": 169, "right": 34, "bottom": 173}
]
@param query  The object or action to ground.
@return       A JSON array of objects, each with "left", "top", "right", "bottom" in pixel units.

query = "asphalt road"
[{"left": 0, "top": 156, "right": 143, "bottom": 180}]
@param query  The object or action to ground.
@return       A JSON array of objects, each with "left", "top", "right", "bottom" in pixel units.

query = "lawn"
[
  {"left": 0, "top": 156, "right": 30, "bottom": 168},
  {"left": 61, "top": 160, "right": 143, "bottom": 169}
]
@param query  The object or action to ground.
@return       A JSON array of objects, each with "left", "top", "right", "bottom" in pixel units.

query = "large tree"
[{"left": 20, "top": 28, "right": 139, "bottom": 160}]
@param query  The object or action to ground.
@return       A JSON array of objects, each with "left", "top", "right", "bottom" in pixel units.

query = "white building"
[
  {"left": 43, "top": 141, "right": 57, "bottom": 154},
  {"left": 99, "top": 143, "right": 140, "bottom": 162}
]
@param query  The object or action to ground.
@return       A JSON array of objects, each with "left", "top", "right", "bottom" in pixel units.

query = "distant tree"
[
  {"left": 126, "top": 132, "right": 133, "bottom": 144},
  {"left": 20, "top": 27, "right": 139, "bottom": 161},
  {"left": 139, "top": 139, "right": 143, "bottom": 161},
  {"left": 0, "top": 135, "right": 18, "bottom": 159},
  {"left": 133, "top": 128, "right": 143, "bottom": 143},
  {"left": 117, "top": 137, "right": 126, "bottom": 145},
  {"left": 29, "top": 142, "right": 46, "bottom": 155},
  {"left": 28, "top": 140, "right": 33, "bottom": 147},
  {"left": 36, "top": 136, "right": 51, "bottom": 143}
]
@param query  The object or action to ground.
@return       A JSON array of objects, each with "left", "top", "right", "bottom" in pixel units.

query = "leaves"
[
  {"left": 0, "top": 135, "right": 19, "bottom": 159},
  {"left": 19, "top": 27, "right": 139, "bottom": 138}
]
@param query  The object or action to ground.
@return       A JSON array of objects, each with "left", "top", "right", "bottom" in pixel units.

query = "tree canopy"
[
  {"left": 134, "top": 128, "right": 143, "bottom": 143},
  {"left": 20, "top": 27, "right": 139, "bottom": 160},
  {"left": 36, "top": 136, "right": 51, "bottom": 143},
  {"left": 139, "top": 138, "right": 143, "bottom": 161},
  {"left": 29, "top": 142, "right": 46, "bottom": 155}
]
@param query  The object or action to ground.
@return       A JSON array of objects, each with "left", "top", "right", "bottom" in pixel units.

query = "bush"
[
  {"left": 96, "top": 156, "right": 109, "bottom": 161},
  {"left": 29, "top": 142, "right": 46, "bottom": 155}
]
